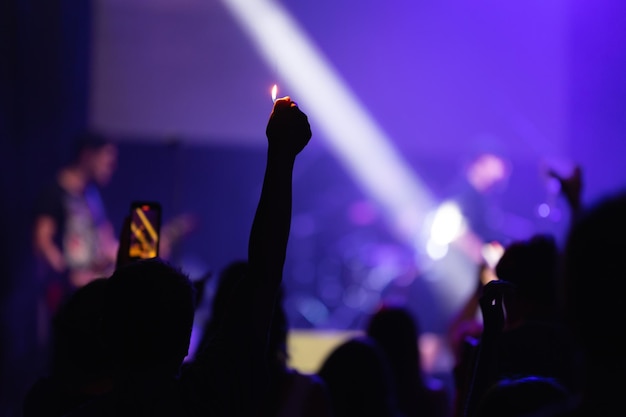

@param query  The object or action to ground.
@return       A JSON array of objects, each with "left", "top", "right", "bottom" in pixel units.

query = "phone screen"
[{"left": 129, "top": 202, "right": 161, "bottom": 260}]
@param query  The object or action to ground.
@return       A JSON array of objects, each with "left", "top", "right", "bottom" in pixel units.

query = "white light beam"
[{"left": 221, "top": 0, "right": 435, "bottom": 245}]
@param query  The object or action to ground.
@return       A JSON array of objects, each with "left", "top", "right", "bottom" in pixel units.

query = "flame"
[{"left": 271, "top": 84, "right": 278, "bottom": 102}]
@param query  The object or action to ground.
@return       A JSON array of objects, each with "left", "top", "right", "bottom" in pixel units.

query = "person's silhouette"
[
  {"left": 62, "top": 95, "right": 312, "bottom": 417},
  {"left": 194, "top": 262, "right": 332, "bottom": 417},
  {"left": 23, "top": 278, "right": 113, "bottom": 417},
  {"left": 458, "top": 235, "right": 577, "bottom": 417},
  {"left": 556, "top": 190, "right": 626, "bottom": 416},
  {"left": 318, "top": 336, "right": 404, "bottom": 417},
  {"left": 264, "top": 287, "right": 333, "bottom": 417},
  {"left": 366, "top": 304, "right": 449, "bottom": 417}
]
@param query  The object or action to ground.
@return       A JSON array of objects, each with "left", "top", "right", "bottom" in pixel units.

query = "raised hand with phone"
[
  {"left": 114, "top": 201, "right": 163, "bottom": 270},
  {"left": 128, "top": 201, "right": 162, "bottom": 260},
  {"left": 116, "top": 202, "right": 197, "bottom": 270}
]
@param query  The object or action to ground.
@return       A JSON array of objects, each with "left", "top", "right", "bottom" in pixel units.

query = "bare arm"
[
  {"left": 33, "top": 215, "right": 66, "bottom": 273},
  {"left": 241, "top": 97, "right": 311, "bottom": 416},
  {"left": 186, "top": 97, "right": 311, "bottom": 417},
  {"left": 248, "top": 97, "right": 312, "bottom": 326}
]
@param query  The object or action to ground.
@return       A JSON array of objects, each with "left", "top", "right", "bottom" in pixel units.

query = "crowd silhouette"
[{"left": 16, "top": 96, "right": 626, "bottom": 417}]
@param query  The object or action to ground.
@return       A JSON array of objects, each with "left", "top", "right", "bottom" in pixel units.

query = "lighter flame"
[{"left": 271, "top": 84, "right": 278, "bottom": 102}]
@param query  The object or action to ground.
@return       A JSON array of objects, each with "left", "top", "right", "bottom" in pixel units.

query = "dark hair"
[
  {"left": 318, "top": 336, "right": 399, "bottom": 417},
  {"left": 51, "top": 278, "right": 112, "bottom": 382},
  {"left": 101, "top": 258, "right": 195, "bottom": 375},
  {"left": 475, "top": 376, "right": 569, "bottom": 417},
  {"left": 366, "top": 305, "right": 429, "bottom": 417},
  {"left": 563, "top": 191, "right": 626, "bottom": 354},
  {"left": 495, "top": 234, "right": 559, "bottom": 310},
  {"left": 366, "top": 305, "right": 421, "bottom": 378},
  {"left": 194, "top": 260, "right": 248, "bottom": 357}
]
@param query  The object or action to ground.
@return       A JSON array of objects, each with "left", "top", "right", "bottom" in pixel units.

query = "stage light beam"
[{"left": 220, "top": 0, "right": 436, "bottom": 245}]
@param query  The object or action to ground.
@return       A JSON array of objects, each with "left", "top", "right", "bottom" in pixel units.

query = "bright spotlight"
[
  {"left": 429, "top": 201, "right": 466, "bottom": 246},
  {"left": 426, "top": 239, "right": 449, "bottom": 261},
  {"left": 537, "top": 203, "right": 551, "bottom": 218}
]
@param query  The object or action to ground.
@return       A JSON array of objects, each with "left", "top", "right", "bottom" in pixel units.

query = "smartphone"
[{"left": 128, "top": 201, "right": 162, "bottom": 260}]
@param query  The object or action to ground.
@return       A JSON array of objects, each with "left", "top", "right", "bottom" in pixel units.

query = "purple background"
[
  {"left": 2, "top": 0, "right": 626, "bottom": 413},
  {"left": 89, "top": 0, "right": 626, "bottom": 329},
  {"left": 92, "top": 0, "right": 568, "bottom": 160}
]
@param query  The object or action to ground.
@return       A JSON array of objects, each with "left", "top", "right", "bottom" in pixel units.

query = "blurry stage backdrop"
[{"left": 2, "top": 0, "right": 626, "bottom": 409}]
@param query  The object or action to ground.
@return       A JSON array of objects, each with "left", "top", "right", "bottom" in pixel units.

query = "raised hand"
[
  {"left": 549, "top": 165, "right": 583, "bottom": 214},
  {"left": 265, "top": 96, "right": 312, "bottom": 158}
]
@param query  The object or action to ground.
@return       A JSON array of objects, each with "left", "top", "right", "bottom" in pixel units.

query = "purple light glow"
[
  {"left": 90, "top": 0, "right": 626, "bottom": 332},
  {"left": 91, "top": 0, "right": 568, "bottom": 161},
  {"left": 4, "top": 3, "right": 626, "bottom": 414}
]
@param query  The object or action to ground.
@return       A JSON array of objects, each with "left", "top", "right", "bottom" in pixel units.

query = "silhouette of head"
[
  {"left": 475, "top": 376, "right": 569, "bottom": 417},
  {"left": 102, "top": 258, "right": 195, "bottom": 376},
  {"left": 196, "top": 260, "right": 248, "bottom": 352},
  {"left": 563, "top": 191, "right": 626, "bottom": 359},
  {"left": 495, "top": 234, "right": 559, "bottom": 321},
  {"left": 318, "top": 336, "right": 399, "bottom": 417},
  {"left": 199, "top": 259, "right": 289, "bottom": 363},
  {"left": 51, "top": 277, "right": 112, "bottom": 383},
  {"left": 367, "top": 305, "right": 435, "bottom": 417},
  {"left": 366, "top": 305, "right": 421, "bottom": 378}
]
